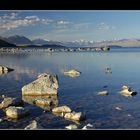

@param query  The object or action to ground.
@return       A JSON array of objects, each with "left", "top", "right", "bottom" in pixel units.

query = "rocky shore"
[{"left": 0, "top": 46, "right": 110, "bottom": 53}]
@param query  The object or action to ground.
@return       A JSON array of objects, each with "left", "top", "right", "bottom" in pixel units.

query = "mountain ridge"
[{"left": 1, "top": 35, "right": 140, "bottom": 47}]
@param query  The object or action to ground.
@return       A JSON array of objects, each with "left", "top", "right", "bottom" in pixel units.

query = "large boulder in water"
[{"left": 22, "top": 73, "right": 59, "bottom": 96}]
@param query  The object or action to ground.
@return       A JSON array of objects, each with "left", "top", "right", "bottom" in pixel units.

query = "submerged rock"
[
  {"left": 64, "top": 70, "right": 81, "bottom": 77},
  {"left": 64, "top": 112, "right": 86, "bottom": 122},
  {"left": 115, "top": 106, "right": 123, "bottom": 111},
  {"left": 103, "top": 85, "right": 108, "bottom": 88},
  {"left": 65, "top": 124, "right": 78, "bottom": 130},
  {"left": 22, "top": 73, "right": 59, "bottom": 96},
  {"left": 119, "top": 85, "right": 137, "bottom": 97},
  {"left": 127, "top": 114, "right": 132, "bottom": 117},
  {"left": 52, "top": 106, "right": 72, "bottom": 115},
  {"left": 0, "top": 97, "right": 23, "bottom": 109},
  {"left": 97, "top": 91, "right": 109, "bottom": 96},
  {"left": 5, "top": 106, "right": 29, "bottom": 119},
  {"left": 24, "top": 120, "right": 43, "bottom": 130}
]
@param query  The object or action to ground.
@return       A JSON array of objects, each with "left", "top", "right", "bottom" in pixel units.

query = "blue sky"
[{"left": 1, "top": 10, "right": 140, "bottom": 42}]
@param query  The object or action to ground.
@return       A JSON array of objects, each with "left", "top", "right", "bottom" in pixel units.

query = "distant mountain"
[
  {"left": 0, "top": 35, "right": 33, "bottom": 44},
  {"left": 32, "top": 38, "right": 49, "bottom": 45},
  {"left": 32, "top": 38, "right": 63, "bottom": 46},
  {"left": 0, "top": 39, "right": 16, "bottom": 47},
  {"left": 1, "top": 35, "right": 140, "bottom": 48},
  {"left": 92, "top": 39, "right": 140, "bottom": 47},
  {"left": 63, "top": 39, "right": 140, "bottom": 48}
]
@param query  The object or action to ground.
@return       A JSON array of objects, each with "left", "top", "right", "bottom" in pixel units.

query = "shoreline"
[{"left": 0, "top": 46, "right": 110, "bottom": 53}]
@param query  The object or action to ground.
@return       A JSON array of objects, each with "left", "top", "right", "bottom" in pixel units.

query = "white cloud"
[
  {"left": 57, "top": 20, "right": 70, "bottom": 25},
  {"left": 41, "top": 18, "right": 53, "bottom": 25},
  {"left": 0, "top": 13, "right": 53, "bottom": 31},
  {"left": 0, "top": 13, "right": 93, "bottom": 35},
  {"left": 97, "top": 22, "right": 116, "bottom": 31}
]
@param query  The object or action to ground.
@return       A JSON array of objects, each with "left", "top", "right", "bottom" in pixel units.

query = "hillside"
[
  {"left": 0, "top": 39, "right": 16, "bottom": 47},
  {"left": 0, "top": 35, "right": 32, "bottom": 44}
]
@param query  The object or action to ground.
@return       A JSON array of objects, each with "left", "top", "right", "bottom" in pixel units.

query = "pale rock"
[
  {"left": 97, "top": 91, "right": 109, "bottom": 95},
  {"left": 24, "top": 120, "right": 43, "bottom": 130},
  {"left": 64, "top": 111, "right": 85, "bottom": 122},
  {"left": 64, "top": 70, "right": 81, "bottom": 77},
  {"left": 52, "top": 106, "right": 72, "bottom": 114},
  {"left": 65, "top": 124, "right": 78, "bottom": 130},
  {"left": 82, "top": 123, "right": 94, "bottom": 130},
  {"left": 115, "top": 106, "right": 123, "bottom": 111},
  {"left": 0, "top": 97, "right": 23, "bottom": 109},
  {"left": 5, "top": 106, "right": 29, "bottom": 119},
  {"left": 22, "top": 73, "right": 59, "bottom": 96},
  {"left": 119, "top": 85, "right": 137, "bottom": 97}
]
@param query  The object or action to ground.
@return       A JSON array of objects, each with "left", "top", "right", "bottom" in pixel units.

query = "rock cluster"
[
  {"left": 52, "top": 105, "right": 85, "bottom": 122},
  {"left": 0, "top": 96, "right": 29, "bottom": 120}
]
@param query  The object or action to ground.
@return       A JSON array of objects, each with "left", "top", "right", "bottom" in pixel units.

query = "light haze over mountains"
[{"left": 0, "top": 35, "right": 140, "bottom": 47}]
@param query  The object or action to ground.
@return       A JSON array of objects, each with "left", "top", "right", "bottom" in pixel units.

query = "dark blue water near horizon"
[{"left": 1, "top": 47, "right": 140, "bottom": 129}]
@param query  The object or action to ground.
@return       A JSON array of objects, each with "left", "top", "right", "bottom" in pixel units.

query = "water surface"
[{"left": 1, "top": 48, "right": 140, "bottom": 129}]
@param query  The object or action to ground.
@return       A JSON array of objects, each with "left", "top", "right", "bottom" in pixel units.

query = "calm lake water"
[{"left": 1, "top": 48, "right": 140, "bottom": 129}]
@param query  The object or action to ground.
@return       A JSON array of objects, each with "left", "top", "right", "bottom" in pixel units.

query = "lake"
[{"left": 1, "top": 48, "right": 140, "bottom": 129}]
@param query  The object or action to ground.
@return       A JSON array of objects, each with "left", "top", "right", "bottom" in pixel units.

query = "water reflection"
[
  {"left": 0, "top": 70, "right": 9, "bottom": 76},
  {"left": 22, "top": 95, "right": 58, "bottom": 111}
]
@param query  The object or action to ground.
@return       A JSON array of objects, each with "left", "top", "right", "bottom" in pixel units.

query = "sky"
[{"left": 1, "top": 10, "right": 140, "bottom": 42}]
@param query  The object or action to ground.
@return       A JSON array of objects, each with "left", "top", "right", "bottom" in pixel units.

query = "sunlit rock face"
[{"left": 22, "top": 73, "right": 59, "bottom": 96}]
